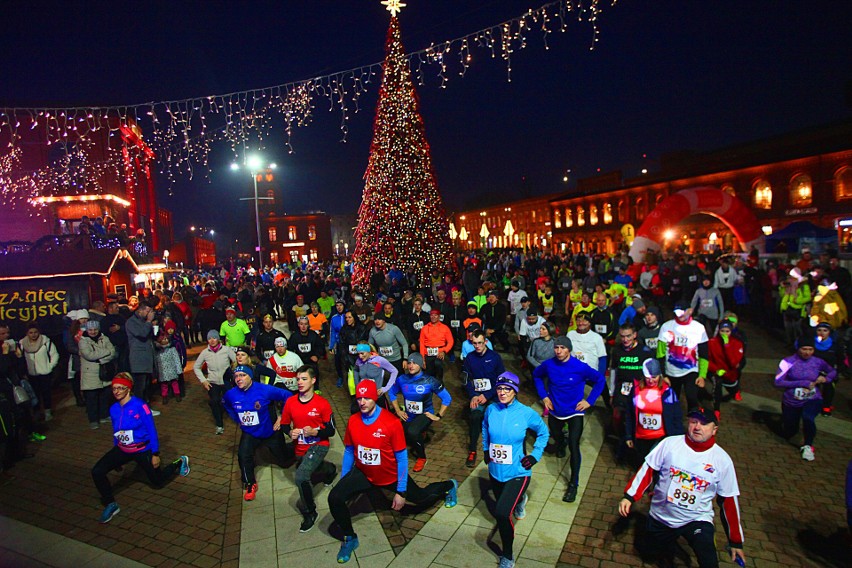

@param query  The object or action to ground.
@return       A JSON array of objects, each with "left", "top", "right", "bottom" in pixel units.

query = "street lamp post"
[{"left": 233, "top": 156, "right": 276, "bottom": 270}]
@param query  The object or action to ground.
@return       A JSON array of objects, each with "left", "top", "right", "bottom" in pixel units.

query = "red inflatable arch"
[{"left": 628, "top": 186, "right": 764, "bottom": 262}]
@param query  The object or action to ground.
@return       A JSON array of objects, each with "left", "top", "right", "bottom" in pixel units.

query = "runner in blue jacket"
[
  {"left": 532, "top": 335, "right": 605, "bottom": 503},
  {"left": 387, "top": 353, "right": 451, "bottom": 472},
  {"left": 223, "top": 365, "right": 294, "bottom": 501},
  {"left": 482, "top": 372, "right": 548, "bottom": 568},
  {"left": 462, "top": 329, "right": 506, "bottom": 468}
]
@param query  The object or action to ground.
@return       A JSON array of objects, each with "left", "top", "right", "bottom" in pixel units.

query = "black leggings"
[
  {"left": 490, "top": 475, "right": 530, "bottom": 561},
  {"left": 468, "top": 405, "right": 486, "bottom": 452},
  {"left": 328, "top": 467, "right": 452, "bottom": 537},
  {"left": 403, "top": 414, "right": 432, "bottom": 459},
  {"left": 207, "top": 383, "right": 226, "bottom": 427},
  {"left": 643, "top": 516, "right": 720, "bottom": 568},
  {"left": 713, "top": 375, "right": 739, "bottom": 411},
  {"left": 668, "top": 372, "right": 701, "bottom": 412},
  {"left": 238, "top": 430, "right": 294, "bottom": 485},
  {"left": 91, "top": 446, "right": 179, "bottom": 505},
  {"left": 549, "top": 414, "right": 584, "bottom": 486},
  {"left": 424, "top": 356, "right": 444, "bottom": 382}
]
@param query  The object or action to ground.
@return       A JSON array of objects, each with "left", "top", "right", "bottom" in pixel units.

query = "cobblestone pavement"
[{"left": 1, "top": 316, "right": 850, "bottom": 567}]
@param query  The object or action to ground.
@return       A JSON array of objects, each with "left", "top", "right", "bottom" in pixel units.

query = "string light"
[
  {"left": 0, "top": 1, "right": 614, "bottom": 205},
  {"left": 352, "top": 14, "right": 452, "bottom": 287}
]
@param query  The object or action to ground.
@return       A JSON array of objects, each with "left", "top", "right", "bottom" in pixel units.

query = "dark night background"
[{"left": 1, "top": 1, "right": 850, "bottom": 251}]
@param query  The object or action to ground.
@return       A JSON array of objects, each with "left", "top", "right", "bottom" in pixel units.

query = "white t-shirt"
[
  {"left": 566, "top": 330, "right": 607, "bottom": 372},
  {"left": 646, "top": 436, "right": 740, "bottom": 528},
  {"left": 657, "top": 319, "right": 708, "bottom": 378}
]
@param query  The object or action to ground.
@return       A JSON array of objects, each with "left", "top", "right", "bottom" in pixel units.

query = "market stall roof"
[{"left": 0, "top": 248, "right": 139, "bottom": 281}]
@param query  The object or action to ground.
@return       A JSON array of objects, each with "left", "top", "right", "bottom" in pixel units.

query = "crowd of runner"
[{"left": 1, "top": 245, "right": 851, "bottom": 567}]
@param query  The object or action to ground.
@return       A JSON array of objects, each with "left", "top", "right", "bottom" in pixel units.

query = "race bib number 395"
[{"left": 488, "top": 443, "right": 512, "bottom": 464}]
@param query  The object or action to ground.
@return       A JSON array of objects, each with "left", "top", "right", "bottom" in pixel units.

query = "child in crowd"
[{"left": 154, "top": 330, "right": 183, "bottom": 403}]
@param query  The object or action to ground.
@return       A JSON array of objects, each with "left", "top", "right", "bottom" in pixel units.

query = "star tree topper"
[{"left": 381, "top": 0, "right": 406, "bottom": 18}]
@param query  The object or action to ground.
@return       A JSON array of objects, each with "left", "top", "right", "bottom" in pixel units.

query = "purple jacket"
[{"left": 774, "top": 354, "right": 836, "bottom": 407}]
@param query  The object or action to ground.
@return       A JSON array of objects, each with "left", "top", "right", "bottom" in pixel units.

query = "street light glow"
[
  {"left": 230, "top": 163, "right": 239, "bottom": 171},
  {"left": 269, "top": 163, "right": 277, "bottom": 169},
  {"left": 247, "top": 155, "right": 262, "bottom": 170}
]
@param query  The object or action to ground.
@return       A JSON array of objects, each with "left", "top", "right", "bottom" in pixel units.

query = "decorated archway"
[{"left": 628, "top": 186, "right": 763, "bottom": 262}]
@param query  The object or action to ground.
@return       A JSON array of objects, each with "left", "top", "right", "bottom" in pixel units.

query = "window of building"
[
  {"left": 789, "top": 174, "right": 812, "bottom": 207},
  {"left": 656, "top": 193, "right": 665, "bottom": 205},
  {"left": 564, "top": 207, "right": 573, "bottom": 228},
  {"left": 836, "top": 166, "right": 852, "bottom": 200},
  {"left": 265, "top": 172, "right": 274, "bottom": 182},
  {"left": 753, "top": 180, "right": 772, "bottom": 209},
  {"left": 554, "top": 209, "right": 562, "bottom": 229},
  {"left": 721, "top": 184, "right": 735, "bottom": 197},
  {"left": 603, "top": 203, "right": 612, "bottom": 224},
  {"left": 576, "top": 206, "right": 585, "bottom": 227},
  {"left": 266, "top": 189, "right": 275, "bottom": 200},
  {"left": 589, "top": 204, "right": 598, "bottom": 225},
  {"left": 308, "top": 224, "right": 317, "bottom": 240},
  {"left": 618, "top": 199, "right": 628, "bottom": 223},
  {"left": 288, "top": 226, "right": 297, "bottom": 240},
  {"left": 309, "top": 249, "right": 318, "bottom": 261},
  {"left": 289, "top": 250, "right": 300, "bottom": 263},
  {"left": 635, "top": 197, "right": 645, "bottom": 220},
  {"left": 268, "top": 227, "right": 277, "bottom": 242},
  {"left": 269, "top": 251, "right": 279, "bottom": 264}
]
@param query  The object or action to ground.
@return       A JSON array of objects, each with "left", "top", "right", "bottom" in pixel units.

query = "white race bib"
[
  {"left": 426, "top": 347, "right": 439, "bottom": 357},
  {"left": 575, "top": 351, "right": 585, "bottom": 362},
  {"left": 620, "top": 382, "right": 632, "bottom": 396},
  {"left": 688, "top": 275, "right": 697, "bottom": 282},
  {"left": 666, "top": 479, "right": 699, "bottom": 510},
  {"left": 793, "top": 387, "right": 817, "bottom": 401},
  {"left": 263, "top": 350, "right": 274, "bottom": 361},
  {"left": 488, "top": 443, "right": 512, "bottom": 464},
  {"left": 115, "top": 430, "right": 134, "bottom": 445},
  {"left": 562, "top": 282, "right": 571, "bottom": 289},
  {"left": 413, "top": 321, "right": 424, "bottom": 330},
  {"left": 473, "top": 378, "right": 492, "bottom": 392},
  {"left": 298, "top": 343, "right": 311, "bottom": 353},
  {"left": 379, "top": 346, "right": 394, "bottom": 357},
  {"left": 450, "top": 320, "right": 460, "bottom": 328},
  {"left": 348, "top": 344, "right": 358, "bottom": 354},
  {"left": 283, "top": 377, "right": 298, "bottom": 391},
  {"left": 674, "top": 336, "right": 689, "bottom": 347},
  {"left": 357, "top": 445, "right": 381, "bottom": 466},
  {"left": 701, "top": 299, "right": 713, "bottom": 308},
  {"left": 644, "top": 338, "right": 658, "bottom": 349},
  {"left": 358, "top": 313, "right": 367, "bottom": 321},
  {"left": 638, "top": 412, "right": 661, "bottom": 430},
  {"left": 405, "top": 400, "right": 423, "bottom": 414},
  {"left": 240, "top": 411, "right": 260, "bottom": 426},
  {"left": 594, "top": 324, "right": 607, "bottom": 334},
  {"left": 298, "top": 432, "right": 319, "bottom": 446}
]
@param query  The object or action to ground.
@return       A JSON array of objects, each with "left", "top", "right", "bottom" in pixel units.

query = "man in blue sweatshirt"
[
  {"left": 461, "top": 329, "right": 506, "bottom": 468},
  {"left": 223, "top": 365, "right": 294, "bottom": 501},
  {"left": 533, "top": 335, "right": 605, "bottom": 502}
]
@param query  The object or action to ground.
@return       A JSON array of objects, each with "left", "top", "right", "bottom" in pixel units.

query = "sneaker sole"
[
  {"left": 100, "top": 507, "right": 120, "bottom": 524},
  {"left": 181, "top": 457, "right": 191, "bottom": 477}
]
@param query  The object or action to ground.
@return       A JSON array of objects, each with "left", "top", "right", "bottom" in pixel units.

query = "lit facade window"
[
  {"left": 265, "top": 172, "right": 274, "bottom": 182},
  {"left": 722, "top": 184, "right": 736, "bottom": 196},
  {"left": 266, "top": 189, "right": 275, "bottom": 201},
  {"left": 309, "top": 249, "right": 318, "bottom": 261},
  {"left": 308, "top": 224, "right": 317, "bottom": 240},
  {"left": 603, "top": 203, "right": 612, "bottom": 224},
  {"left": 269, "top": 251, "right": 279, "bottom": 264},
  {"left": 577, "top": 206, "right": 585, "bottom": 227},
  {"left": 753, "top": 180, "right": 772, "bottom": 209},
  {"left": 268, "top": 227, "right": 277, "bottom": 242},
  {"left": 589, "top": 204, "right": 598, "bottom": 225},
  {"left": 554, "top": 209, "right": 562, "bottom": 229},
  {"left": 836, "top": 166, "right": 852, "bottom": 200},
  {"left": 288, "top": 226, "right": 297, "bottom": 240},
  {"left": 565, "top": 207, "right": 573, "bottom": 228},
  {"left": 289, "top": 250, "right": 300, "bottom": 263},
  {"left": 789, "top": 174, "right": 812, "bottom": 207},
  {"left": 618, "top": 199, "right": 629, "bottom": 222},
  {"left": 635, "top": 197, "right": 645, "bottom": 220}
]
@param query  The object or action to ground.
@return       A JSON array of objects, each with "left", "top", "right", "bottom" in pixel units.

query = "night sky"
[{"left": 2, "top": 1, "right": 850, "bottom": 250}]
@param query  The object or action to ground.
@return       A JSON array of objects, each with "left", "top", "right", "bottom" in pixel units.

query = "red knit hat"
[{"left": 354, "top": 380, "right": 378, "bottom": 401}]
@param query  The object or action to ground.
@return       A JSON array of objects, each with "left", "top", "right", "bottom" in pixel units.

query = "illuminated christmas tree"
[{"left": 352, "top": 5, "right": 452, "bottom": 288}]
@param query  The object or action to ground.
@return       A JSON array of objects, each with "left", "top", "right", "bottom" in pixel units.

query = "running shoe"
[
  {"left": 215, "top": 426, "right": 225, "bottom": 435},
  {"left": 801, "top": 445, "right": 815, "bottom": 461},
  {"left": 513, "top": 493, "right": 528, "bottom": 520},
  {"left": 337, "top": 535, "right": 359, "bottom": 563},
  {"left": 733, "top": 392, "right": 742, "bottom": 402},
  {"left": 466, "top": 451, "right": 476, "bottom": 468},
  {"left": 714, "top": 410, "right": 721, "bottom": 422},
  {"left": 99, "top": 417, "right": 111, "bottom": 423},
  {"left": 44, "top": 410, "right": 53, "bottom": 422},
  {"left": 30, "top": 432, "right": 46, "bottom": 442},
  {"left": 448, "top": 354, "right": 456, "bottom": 363},
  {"left": 556, "top": 446, "right": 567, "bottom": 459},
  {"left": 336, "top": 377, "right": 344, "bottom": 388},
  {"left": 445, "top": 479, "right": 458, "bottom": 508},
  {"left": 99, "top": 502, "right": 120, "bottom": 524},
  {"left": 89, "top": 422, "right": 99, "bottom": 430},
  {"left": 820, "top": 406, "right": 832, "bottom": 417},
  {"left": 151, "top": 409, "right": 161, "bottom": 417},
  {"left": 244, "top": 483, "right": 258, "bottom": 501},
  {"left": 562, "top": 484, "right": 578, "bottom": 503},
  {"left": 300, "top": 511, "right": 318, "bottom": 533},
  {"left": 179, "top": 455, "right": 191, "bottom": 477},
  {"left": 413, "top": 458, "right": 428, "bottom": 472},
  {"left": 324, "top": 463, "right": 338, "bottom": 487},
  {"left": 498, "top": 556, "right": 515, "bottom": 568}
]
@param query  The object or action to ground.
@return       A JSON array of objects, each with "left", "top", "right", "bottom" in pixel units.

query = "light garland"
[{"left": 0, "top": 1, "right": 614, "bottom": 206}]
